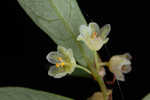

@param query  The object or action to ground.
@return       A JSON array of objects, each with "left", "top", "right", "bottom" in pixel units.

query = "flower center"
[
  {"left": 55, "top": 57, "right": 65, "bottom": 68},
  {"left": 121, "top": 65, "right": 127, "bottom": 72},
  {"left": 91, "top": 32, "right": 97, "bottom": 39}
]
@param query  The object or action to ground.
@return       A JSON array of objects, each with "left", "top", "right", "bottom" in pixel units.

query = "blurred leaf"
[
  {"left": 143, "top": 93, "right": 150, "bottom": 100},
  {"left": 17, "top": 0, "right": 94, "bottom": 77},
  {"left": 0, "top": 87, "right": 73, "bottom": 100}
]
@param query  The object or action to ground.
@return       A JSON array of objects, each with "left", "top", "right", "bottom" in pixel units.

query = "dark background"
[{"left": 0, "top": 0, "right": 149, "bottom": 100}]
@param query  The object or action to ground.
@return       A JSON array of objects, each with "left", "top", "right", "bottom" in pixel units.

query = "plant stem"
[
  {"left": 93, "top": 71, "right": 108, "bottom": 100},
  {"left": 100, "top": 62, "right": 109, "bottom": 66},
  {"left": 92, "top": 51, "right": 108, "bottom": 100},
  {"left": 76, "top": 65, "right": 92, "bottom": 74}
]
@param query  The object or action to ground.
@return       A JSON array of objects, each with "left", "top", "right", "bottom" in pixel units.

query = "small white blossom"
[
  {"left": 77, "top": 22, "right": 111, "bottom": 51},
  {"left": 108, "top": 53, "right": 132, "bottom": 81},
  {"left": 46, "top": 46, "right": 76, "bottom": 78}
]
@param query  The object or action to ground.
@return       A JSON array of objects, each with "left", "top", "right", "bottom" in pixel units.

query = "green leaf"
[
  {"left": 0, "top": 87, "right": 73, "bottom": 100},
  {"left": 17, "top": 0, "right": 94, "bottom": 77},
  {"left": 72, "top": 68, "right": 92, "bottom": 78},
  {"left": 143, "top": 93, "right": 150, "bottom": 100}
]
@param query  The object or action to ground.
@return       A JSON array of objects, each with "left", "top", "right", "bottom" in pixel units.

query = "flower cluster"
[{"left": 46, "top": 22, "right": 132, "bottom": 81}]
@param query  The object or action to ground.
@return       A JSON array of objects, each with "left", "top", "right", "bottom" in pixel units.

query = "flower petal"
[
  {"left": 48, "top": 65, "right": 67, "bottom": 78},
  {"left": 67, "top": 48, "right": 76, "bottom": 65},
  {"left": 121, "top": 65, "right": 132, "bottom": 74},
  {"left": 77, "top": 34, "right": 84, "bottom": 41},
  {"left": 109, "top": 55, "right": 131, "bottom": 69},
  {"left": 100, "top": 24, "right": 111, "bottom": 38},
  {"left": 57, "top": 46, "right": 69, "bottom": 59},
  {"left": 103, "top": 37, "right": 109, "bottom": 45},
  {"left": 115, "top": 72, "right": 125, "bottom": 81},
  {"left": 89, "top": 22, "right": 100, "bottom": 34},
  {"left": 110, "top": 62, "right": 125, "bottom": 81},
  {"left": 90, "top": 37, "right": 104, "bottom": 50},
  {"left": 64, "top": 64, "right": 76, "bottom": 74},
  {"left": 46, "top": 51, "right": 62, "bottom": 64},
  {"left": 122, "top": 53, "right": 132, "bottom": 60},
  {"left": 80, "top": 24, "right": 92, "bottom": 36}
]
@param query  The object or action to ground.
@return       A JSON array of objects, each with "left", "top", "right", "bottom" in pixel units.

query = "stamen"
[
  {"left": 91, "top": 32, "right": 97, "bottom": 38},
  {"left": 56, "top": 57, "right": 64, "bottom": 68},
  {"left": 60, "top": 62, "right": 65, "bottom": 67},
  {"left": 56, "top": 63, "right": 60, "bottom": 68}
]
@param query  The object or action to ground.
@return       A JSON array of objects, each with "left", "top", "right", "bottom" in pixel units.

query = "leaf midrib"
[{"left": 48, "top": 0, "right": 91, "bottom": 67}]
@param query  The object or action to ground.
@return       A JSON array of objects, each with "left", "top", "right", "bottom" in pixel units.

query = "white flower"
[
  {"left": 108, "top": 53, "right": 132, "bottom": 81},
  {"left": 46, "top": 46, "right": 76, "bottom": 78},
  {"left": 77, "top": 22, "right": 111, "bottom": 51}
]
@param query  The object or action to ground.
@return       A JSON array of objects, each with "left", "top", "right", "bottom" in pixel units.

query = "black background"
[{"left": 0, "top": 0, "right": 150, "bottom": 100}]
